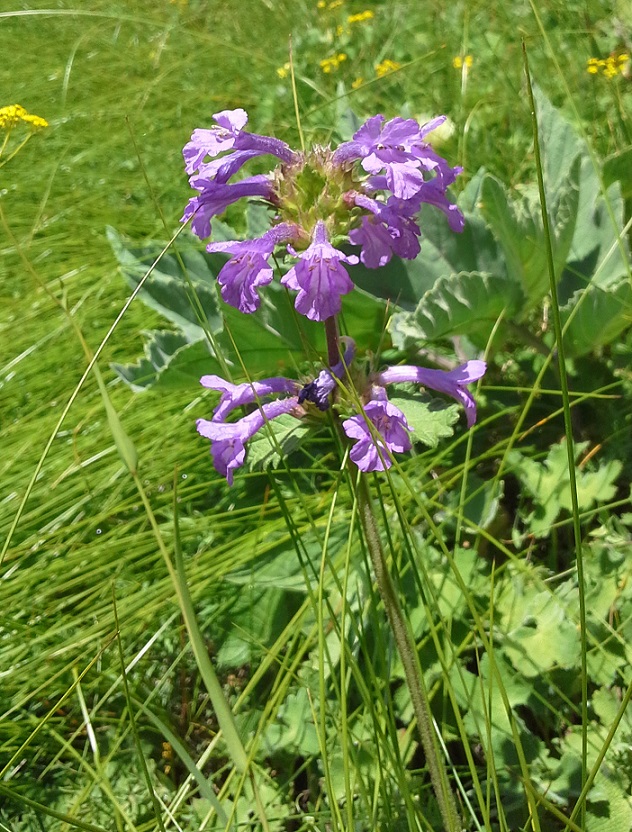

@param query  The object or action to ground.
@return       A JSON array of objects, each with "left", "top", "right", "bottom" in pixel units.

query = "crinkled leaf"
[
  {"left": 262, "top": 688, "right": 320, "bottom": 756},
  {"left": 112, "top": 335, "right": 221, "bottom": 391},
  {"left": 449, "top": 652, "right": 540, "bottom": 765},
  {"left": 215, "top": 585, "right": 289, "bottom": 668},
  {"left": 604, "top": 146, "right": 632, "bottom": 199},
  {"left": 533, "top": 83, "right": 583, "bottom": 194},
  {"left": 389, "top": 392, "right": 460, "bottom": 448},
  {"left": 246, "top": 413, "right": 311, "bottom": 471},
  {"left": 583, "top": 776, "right": 632, "bottom": 832},
  {"left": 389, "top": 271, "right": 523, "bottom": 350},
  {"left": 564, "top": 161, "right": 629, "bottom": 287}
]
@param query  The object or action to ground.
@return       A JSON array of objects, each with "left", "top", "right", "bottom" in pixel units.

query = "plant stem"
[
  {"left": 356, "top": 473, "right": 461, "bottom": 832},
  {"left": 325, "top": 316, "right": 340, "bottom": 367}
]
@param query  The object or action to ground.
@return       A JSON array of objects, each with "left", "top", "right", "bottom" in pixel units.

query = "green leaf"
[
  {"left": 107, "top": 227, "right": 223, "bottom": 340},
  {"left": 479, "top": 160, "right": 579, "bottom": 308},
  {"left": 604, "top": 146, "right": 632, "bottom": 199},
  {"left": 389, "top": 392, "right": 460, "bottom": 448},
  {"left": 246, "top": 203, "right": 273, "bottom": 239},
  {"left": 533, "top": 84, "right": 583, "bottom": 195},
  {"left": 561, "top": 280, "right": 632, "bottom": 356},
  {"left": 349, "top": 171, "right": 508, "bottom": 312},
  {"left": 262, "top": 688, "right": 320, "bottom": 756},
  {"left": 389, "top": 271, "right": 523, "bottom": 349},
  {"left": 246, "top": 413, "right": 312, "bottom": 471},
  {"left": 112, "top": 336, "right": 221, "bottom": 391},
  {"left": 500, "top": 587, "right": 582, "bottom": 676},
  {"left": 508, "top": 441, "right": 622, "bottom": 537},
  {"left": 449, "top": 652, "right": 540, "bottom": 765}
]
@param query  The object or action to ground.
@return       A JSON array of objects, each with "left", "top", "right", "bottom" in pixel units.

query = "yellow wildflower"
[
  {"left": 336, "top": 24, "right": 346, "bottom": 37},
  {"left": 586, "top": 57, "right": 601, "bottom": 74},
  {"left": 351, "top": 77, "right": 364, "bottom": 90},
  {"left": 375, "top": 59, "right": 401, "bottom": 78},
  {"left": 320, "top": 53, "right": 347, "bottom": 74},
  {"left": 277, "top": 62, "right": 290, "bottom": 79},
  {"left": 0, "top": 104, "right": 48, "bottom": 130},
  {"left": 452, "top": 55, "right": 473, "bottom": 69},
  {"left": 347, "top": 10, "right": 374, "bottom": 24},
  {"left": 587, "top": 53, "right": 629, "bottom": 78},
  {"left": 317, "top": 0, "right": 326, "bottom": 8}
]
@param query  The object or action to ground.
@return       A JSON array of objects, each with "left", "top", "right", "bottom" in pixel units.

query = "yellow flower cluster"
[
  {"left": 587, "top": 54, "right": 629, "bottom": 79},
  {"left": 0, "top": 104, "right": 48, "bottom": 130},
  {"left": 347, "top": 10, "right": 374, "bottom": 24},
  {"left": 452, "top": 55, "right": 473, "bottom": 69},
  {"left": 320, "top": 53, "right": 347, "bottom": 73},
  {"left": 277, "top": 62, "right": 291, "bottom": 79},
  {"left": 375, "top": 59, "right": 401, "bottom": 78},
  {"left": 317, "top": 0, "right": 343, "bottom": 9},
  {"left": 335, "top": 10, "right": 374, "bottom": 37}
]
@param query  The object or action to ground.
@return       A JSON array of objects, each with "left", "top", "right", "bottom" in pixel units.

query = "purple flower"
[
  {"left": 180, "top": 108, "right": 466, "bottom": 317},
  {"left": 348, "top": 215, "right": 398, "bottom": 268},
  {"left": 413, "top": 181, "right": 465, "bottom": 233},
  {"left": 183, "top": 109, "right": 249, "bottom": 174},
  {"left": 362, "top": 177, "right": 464, "bottom": 237},
  {"left": 342, "top": 387, "right": 412, "bottom": 472},
  {"left": 377, "top": 360, "right": 487, "bottom": 427},
  {"left": 207, "top": 223, "right": 299, "bottom": 313},
  {"left": 198, "top": 338, "right": 357, "bottom": 482},
  {"left": 334, "top": 115, "right": 426, "bottom": 200},
  {"left": 200, "top": 373, "right": 300, "bottom": 421},
  {"left": 183, "top": 108, "right": 297, "bottom": 176},
  {"left": 197, "top": 397, "right": 299, "bottom": 485},
  {"left": 334, "top": 114, "right": 460, "bottom": 202},
  {"left": 349, "top": 193, "right": 422, "bottom": 267},
  {"left": 181, "top": 175, "right": 275, "bottom": 241},
  {"left": 281, "top": 221, "right": 359, "bottom": 321}
]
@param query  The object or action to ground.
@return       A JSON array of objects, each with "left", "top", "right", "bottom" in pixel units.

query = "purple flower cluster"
[
  {"left": 197, "top": 345, "right": 486, "bottom": 481},
  {"left": 342, "top": 360, "right": 486, "bottom": 472},
  {"left": 186, "top": 109, "right": 485, "bottom": 483},
  {"left": 196, "top": 339, "right": 356, "bottom": 483},
  {"left": 181, "top": 109, "right": 463, "bottom": 322}
]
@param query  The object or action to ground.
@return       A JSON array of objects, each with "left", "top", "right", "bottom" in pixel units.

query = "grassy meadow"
[{"left": 1, "top": 1, "right": 631, "bottom": 830}]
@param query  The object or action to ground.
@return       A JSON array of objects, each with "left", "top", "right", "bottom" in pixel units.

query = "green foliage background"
[{"left": 1, "top": 1, "right": 631, "bottom": 830}]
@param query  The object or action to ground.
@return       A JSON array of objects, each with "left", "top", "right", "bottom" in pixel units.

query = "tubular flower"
[
  {"left": 342, "top": 360, "right": 486, "bottom": 472},
  {"left": 281, "top": 222, "right": 359, "bottom": 321},
  {"left": 197, "top": 398, "right": 299, "bottom": 485},
  {"left": 181, "top": 108, "right": 463, "bottom": 321},
  {"left": 197, "top": 340, "right": 356, "bottom": 482},
  {"left": 207, "top": 223, "right": 299, "bottom": 313},
  {"left": 377, "top": 359, "right": 487, "bottom": 428},
  {"left": 343, "top": 387, "right": 412, "bottom": 472}
]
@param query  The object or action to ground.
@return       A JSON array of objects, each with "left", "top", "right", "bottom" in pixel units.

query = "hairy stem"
[
  {"left": 325, "top": 316, "right": 340, "bottom": 367},
  {"left": 356, "top": 473, "right": 461, "bottom": 832}
]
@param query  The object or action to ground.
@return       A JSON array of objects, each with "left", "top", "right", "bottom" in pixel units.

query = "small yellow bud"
[{"left": 375, "top": 59, "right": 401, "bottom": 78}]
